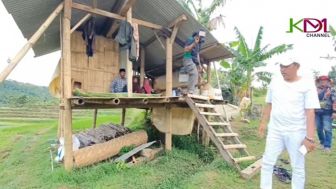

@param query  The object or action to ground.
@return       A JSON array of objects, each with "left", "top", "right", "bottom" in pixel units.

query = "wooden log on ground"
[{"left": 73, "top": 130, "right": 148, "bottom": 167}]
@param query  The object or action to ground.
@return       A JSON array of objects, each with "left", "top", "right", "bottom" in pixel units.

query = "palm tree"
[
  {"left": 177, "top": 0, "right": 226, "bottom": 30},
  {"left": 225, "top": 26, "right": 293, "bottom": 100}
]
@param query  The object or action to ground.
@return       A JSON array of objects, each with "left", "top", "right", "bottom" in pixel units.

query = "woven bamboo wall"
[{"left": 71, "top": 31, "right": 119, "bottom": 93}]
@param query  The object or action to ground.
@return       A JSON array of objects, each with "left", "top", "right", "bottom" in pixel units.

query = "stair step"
[
  {"left": 240, "top": 159, "right": 262, "bottom": 179},
  {"left": 234, "top": 156, "right": 256, "bottom": 163},
  {"left": 223, "top": 144, "right": 247, "bottom": 149},
  {"left": 207, "top": 122, "right": 229, "bottom": 126},
  {"left": 200, "top": 112, "right": 221, "bottom": 116},
  {"left": 215, "top": 133, "right": 239, "bottom": 137},
  {"left": 195, "top": 103, "right": 215, "bottom": 108},
  {"left": 187, "top": 94, "right": 209, "bottom": 100}
]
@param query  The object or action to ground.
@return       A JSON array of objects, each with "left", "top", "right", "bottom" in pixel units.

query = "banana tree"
[
  {"left": 225, "top": 26, "right": 293, "bottom": 100},
  {"left": 177, "top": 0, "right": 226, "bottom": 30}
]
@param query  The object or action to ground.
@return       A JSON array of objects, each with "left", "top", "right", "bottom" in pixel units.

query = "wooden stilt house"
[{"left": 0, "top": 0, "right": 260, "bottom": 179}]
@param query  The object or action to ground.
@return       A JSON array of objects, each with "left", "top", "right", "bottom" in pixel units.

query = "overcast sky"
[{"left": 0, "top": 0, "right": 335, "bottom": 86}]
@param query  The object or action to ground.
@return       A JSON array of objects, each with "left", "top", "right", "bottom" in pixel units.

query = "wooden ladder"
[{"left": 185, "top": 94, "right": 259, "bottom": 177}]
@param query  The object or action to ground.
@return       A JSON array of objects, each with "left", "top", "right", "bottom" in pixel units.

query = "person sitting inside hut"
[
  {"left": 143, "top": 78, "right": 154, "bottom": 94},
  {"left": 132, "top": 76, "right": 143, "bottom": 93},
  {"left": 110, "top": 68, "right": 127, "bottom": 93}
]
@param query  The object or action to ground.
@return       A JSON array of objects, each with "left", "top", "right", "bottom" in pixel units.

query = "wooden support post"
[
  {"left": 62, "top": 0, "right": 73, "bottom": 171},
  {"left": 165, "top": 105, "right": 172, "bottom": 150},
  {"left": 202, "top": 108, "right": 210, "bottom": 146},
  {"left": 165, "top": 37, "right": 173, "bottom": 96},
  {"left": 140, "top": 48, "right": 145, "bottom": 88},
  {"left": 164, "top": 15, "right": 187, "bottom": 96},
  {"left": 58, "top": 106, "right": 64, "bottom": 138},
  {"left": 0, "top": 3, "right": 64, "bottom": 82},
  {"left": 121, "top": 108, "right": 126, "bottom": 126},
  {"left": 126, "top": 8, "right": 133, "bottom": 97},
  {"left": 163, "top": 15, "right": 187, "bottom": 150},
  {"left": 207, "top": 62, "right": 212, "bottom": 84},
  {"left": 93, "top": 109, "right": 98, "bottom": 128}
]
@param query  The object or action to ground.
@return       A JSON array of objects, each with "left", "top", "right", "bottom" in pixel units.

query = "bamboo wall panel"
[{"left": 71, "top": 31, "right": 119, "bottom": 93}]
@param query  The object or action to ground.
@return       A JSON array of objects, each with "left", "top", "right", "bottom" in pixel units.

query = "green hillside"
[{"left": 0, "top": 80, "right": 57, "bottom": 107}]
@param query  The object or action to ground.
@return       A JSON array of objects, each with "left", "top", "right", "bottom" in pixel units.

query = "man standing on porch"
[
  {"left": 258, "top": 56, "right": 320, "bottom": 189},
  {"left": 183, "top": 30, "right": 205, "bottom": 94}
]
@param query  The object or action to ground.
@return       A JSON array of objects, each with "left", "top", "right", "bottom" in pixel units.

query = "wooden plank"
[
  {"left": 187, "top": 94, "right": 209, "bottom": 100},
  {"left": 72, "top": 2, "right": 162, "bottom": 30},
  {"left": 195, "top": 103, "right": 215, "bottom": 108},
  {"left": 223, "top": 144, "right": 247, "bottom": 150},
  {"left": 240, "top": 158, "right": 262, "bottom": 180},
  {"left": 215, "top": 133, "right": 239, "bottom": 137},
  {"left": 0, "top": 3, "right": 64, "bottom": 82},
  {"left": 233, "top": 156, "right": 255, "bottom": 163},
  {"left": 207, "top": 121, "right": 229, "bottom": 126},
  {"left": 132, "top": 18, "right": 163, "bottom": 30},
  {"left": 114, "top": 141, "right": 156, "bottom": 162},
  {"left": 62, "top": 0, "right": 73, "bottom": 171},
  {"left": 200, "top": 112, "right": 221, "bottom": 116}
]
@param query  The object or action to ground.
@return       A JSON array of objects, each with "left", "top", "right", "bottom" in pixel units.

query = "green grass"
[{"left": 0, "top": 108, "right": 336, "bottom": 189}]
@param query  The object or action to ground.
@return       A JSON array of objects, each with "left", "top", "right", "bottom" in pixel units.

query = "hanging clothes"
[
  {"left": 115, "top": 20, "right": 138, "bottom": 63},
  {"left": 82, "top": 17, "right": 96, "bottom": 57},
  {"left": 132, "top": 23, "right": 140, "bottom": 60}
]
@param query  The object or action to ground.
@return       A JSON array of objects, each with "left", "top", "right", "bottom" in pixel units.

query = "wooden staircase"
[{"left": 185, "top": 94, "right": 260, "bottom": 178}]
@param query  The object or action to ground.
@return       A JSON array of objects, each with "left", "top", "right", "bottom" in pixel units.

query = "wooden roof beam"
[
  {"left": 168, "top": 14, "right": 188, "bottom": 28},
  {"left": 0, "top": 3, "right": 64, "bottom": 82},
  {"left": 72, "top": 2, "right": 163, "bottom": 30},
  {"left": 106, "top": 0, "right": 137, "bottom": 38}
]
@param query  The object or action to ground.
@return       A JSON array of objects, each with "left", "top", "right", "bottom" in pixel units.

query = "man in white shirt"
[{"left": 258, "top": 57, "right": 320, "bottom": 189}]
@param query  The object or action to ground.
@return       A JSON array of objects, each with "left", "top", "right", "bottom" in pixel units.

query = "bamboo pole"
[
  {"left": 93, "top": 109, "right": 98, "bottom": 128},
  {"left": 126, "top": 8, "right": 133, "bottom": 97},
  {"left": 140, "top": 48, "right": 145, "bottom": 88},
  {"left": 62, "top": 0, "right": 73, "bottom": 171},
  {"left": 0, "top": 3, "right": 64, "bottom": 82},
  {"left": 70, "top": 13, "right": 91, "bottom": 33}
]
